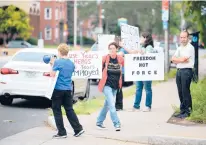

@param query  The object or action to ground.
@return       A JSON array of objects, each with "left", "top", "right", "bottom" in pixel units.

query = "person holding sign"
[
  {"left": 49, "top": 44, "right": 84, "bottom": 138},
  {"left": 124, "top": 32, "right": 156, "bottom": 112},
  {"left": 97, "top": 42, "right": 124, "bottom": 131},
  {"left": 171, "top": 30, "right": 194, "bottom": 118}
]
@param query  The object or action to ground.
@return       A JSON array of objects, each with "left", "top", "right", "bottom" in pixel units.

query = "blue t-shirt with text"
[{"left": 53, "top": 58, "right": 74, "bottom": 90}]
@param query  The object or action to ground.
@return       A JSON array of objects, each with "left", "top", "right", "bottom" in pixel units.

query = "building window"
[
  {"left": 55, "top": 27, "right": 59, "bottom": 39},
  {"left": 44, "top": 8, "right": 52, "bottom": 20},
  {"left": 45, "top": 27, "right": 52, "bottom": 40},
  {"left": 60, "top": 7, "right": 62, "bottom": 19},
  {"left": 55, "top": 8, "right": 59, "bottom": 20}
]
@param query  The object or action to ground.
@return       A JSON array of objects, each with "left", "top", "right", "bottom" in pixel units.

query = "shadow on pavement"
[{"left": 9, "top": 98, "right": 51, "bottom": 109}]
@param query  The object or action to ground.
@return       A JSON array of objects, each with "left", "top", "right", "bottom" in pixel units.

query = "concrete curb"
[{"left": 47, "top": 116, "right": 206, "bottom": 145}]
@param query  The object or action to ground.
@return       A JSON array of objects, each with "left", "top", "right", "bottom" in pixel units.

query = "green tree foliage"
[
  {"left": 183, "top": 1, "right": 206, "bottom": 46},
  {"left": 78, "top": 1, "right": 163, "bottom": 35},
  {"left": 169, "top": 1, "right": 181, "bottom": 35},
  {"left": 0, "top": 5, "right": 32, "bottom": 44}
]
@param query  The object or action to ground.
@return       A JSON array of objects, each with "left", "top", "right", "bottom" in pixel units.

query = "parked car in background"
[
  {"left": 7, "top": 40, "right": 37, "bottom": 48},
  {"left": 0, "top": 49, "right": 90, "bottom": 105},
  {"left": 158, "top": 42, "right": 178, "bottom": 68}
]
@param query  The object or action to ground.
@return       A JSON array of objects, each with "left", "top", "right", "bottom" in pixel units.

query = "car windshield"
[
  {"left": 12, "top": 52, "right": 53, "bottom": 62},
  {"left": 159, "top": 43, "right": 177, "bottom": 50},
  {"left": 91, "top": 43, "right": 97, "bottom": 51}
]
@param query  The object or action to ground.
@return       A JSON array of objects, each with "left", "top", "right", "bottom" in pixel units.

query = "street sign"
[
  {"left": 163, "top": 21, "right": 168, "bottom": 30},
  {"left": 162, "top": 0, "right": 169, "bottom": 21}
]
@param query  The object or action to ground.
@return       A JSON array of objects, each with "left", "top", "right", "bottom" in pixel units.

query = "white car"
[{"left": 0, "top": 49, "right": 90, "bottom": 105}]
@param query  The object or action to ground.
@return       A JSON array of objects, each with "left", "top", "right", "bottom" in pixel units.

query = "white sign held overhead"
[
  {"left": 124, "top": 53, "right": 164, "bottom": 81},
  {"left": 120, "top": 23, "right": 139, "bottom": 50}
]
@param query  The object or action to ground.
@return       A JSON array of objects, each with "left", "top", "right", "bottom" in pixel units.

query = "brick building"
[{"left": 29, "top": 1, "right": 68, "bottom": 45}]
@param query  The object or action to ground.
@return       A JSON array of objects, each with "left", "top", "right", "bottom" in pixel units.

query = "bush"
[
  {"left": 27, "top": 37, "right": 38, "bottom": 45},
  {"left": 67, "top": 35, "right": 95, "bottom": 45},
  {"left": 188, "top": 77, "right": 206, "bottom": 123}
]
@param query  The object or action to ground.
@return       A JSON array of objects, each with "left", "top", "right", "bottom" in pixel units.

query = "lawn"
[{"left": 188, "top": 77, "right": 206, "bottom": 123}]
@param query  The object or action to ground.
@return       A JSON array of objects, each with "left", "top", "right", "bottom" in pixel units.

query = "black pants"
[
  {"left": 115, "top": 74, "right": 124, "bottom": 110},
  {"left": 115, "top": 88, "right": 123, "bottom": 109},
  {"left": 52, "top": 89, "right": 83, "bottom": 135},
  {"left": 176, "top": 68, "right": 193, "bottom": 114}
]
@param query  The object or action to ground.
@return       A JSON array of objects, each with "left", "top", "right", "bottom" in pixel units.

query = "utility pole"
[
  {"left": 162, "top": 0, "right": 170, "bottom": 74},
  {"left": 98, "top": 1, "right": 102, "bottom": 28},
  {"left": 73, "top": 0, "right": 77, "bottom": 48}
]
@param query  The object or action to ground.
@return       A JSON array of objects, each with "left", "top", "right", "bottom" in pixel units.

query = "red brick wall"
[
  {"left": 29, "top": 14, "right": 40, "bottom": 38},
  {"left": 39, "top": 1, "right": 67, "bottom": 45}
]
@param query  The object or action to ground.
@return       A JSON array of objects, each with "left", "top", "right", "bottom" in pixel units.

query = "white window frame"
[
  {"left": 44, "top": 8, "right": 52, "bottom": 20},
  {"left": 55, "top": 27, "right": 59, "bottom": 39},
  {"left": 45, "top": 27, "right": 52, "bottom": 40},
  {"left": 55, "top": 8, "right": 59, "bottom": 20}
]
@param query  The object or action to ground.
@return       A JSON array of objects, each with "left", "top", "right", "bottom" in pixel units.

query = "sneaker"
[
  {"left": 53, "top": 134, "right": 67, "bottom": 139},
  {"left": 115, "top": 126, "right": 121, "bottom": 131},
  {"left": 116, "top": 108, "right": 123, "bottom": 111},
  {"left": 132, "top": 107, "right": 141, "bottom": 112},
  {"left": 96, "top": 124, "right": 106, "bottom": 129},
  {"left": 143, "top": 107, "right": 151, "bottom": 112},
  {"left": 74, "top": 130, "right": 85, "bottom": 137},
  {"left": 177, "top": 113, "right": 190, "bottom": 119}
]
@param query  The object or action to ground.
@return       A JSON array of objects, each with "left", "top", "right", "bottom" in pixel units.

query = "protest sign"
[
  {"left": 45, "top": 71, "right": 59, "bottom": 99},
  {"left": 97, "top": 34, "right": 115, "bottom": 54},
  {"left": 68, "top": 51, "right": 102, "bottom": 79},
  {"left": 120, "top": 23, "right": 139, "bottom": 50},
  {"left": 124, "top": 53, "right": 164, "bottom": 81}
]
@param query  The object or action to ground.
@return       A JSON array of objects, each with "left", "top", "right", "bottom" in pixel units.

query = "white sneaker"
[
  {"left": 143, "top": 107, "right": 151, "bottom": 112},
  {"left": 115, "top": 126, "right": 121, "bottom": 131}
]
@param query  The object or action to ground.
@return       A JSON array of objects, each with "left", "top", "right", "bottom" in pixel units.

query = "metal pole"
[
  {"left": 73, "top": 0, "right": 77, "bottom": 48},
  {"left": 164, "top": 28, "right": 169, "bottom": 73}
]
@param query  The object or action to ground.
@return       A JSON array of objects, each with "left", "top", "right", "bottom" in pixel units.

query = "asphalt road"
[{"left": 0, "top": 58, "right": 103, "bottom": 140}]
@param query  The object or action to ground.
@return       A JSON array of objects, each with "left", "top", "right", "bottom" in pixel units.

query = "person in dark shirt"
[
  {"left": 49, "top": 43, "right": 84, "bottom": 139},
  {"left": 97, "top": 42, "right": 124, "bottom": 131}
]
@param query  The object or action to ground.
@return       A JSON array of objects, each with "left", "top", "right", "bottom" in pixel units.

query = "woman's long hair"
[{"left": 141, "top": 32, "right": 154, "bottom": 48}]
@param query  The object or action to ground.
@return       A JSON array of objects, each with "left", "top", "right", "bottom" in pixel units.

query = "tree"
[
  {"left": 78, "top": 1, "right": 163, "bottom": 35},
  {"left": 0, "top": 5, "right": 32, "bottom": 45},
  {"left": 183, "top": 1, "right": 206, "bottom": 46},
  {"left": 169, "top": 1, "right": 182, "bottom": 35}
]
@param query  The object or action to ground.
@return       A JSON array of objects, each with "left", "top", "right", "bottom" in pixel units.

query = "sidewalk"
[
  {"left": 0, "top": 53, "right": 206, "bottom": 145},
  {"left": 47, "top": 79, "right": 206, "bottom": 145}
]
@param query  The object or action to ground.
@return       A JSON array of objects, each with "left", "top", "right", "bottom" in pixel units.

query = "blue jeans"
[
  {"left": 97, "top": 86, "right": 120, "bottom": 127},
  {"left": 134, "top": 81, "right": 152, "bottom": 109}
]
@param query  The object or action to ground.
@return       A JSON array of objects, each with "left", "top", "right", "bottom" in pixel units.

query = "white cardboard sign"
[
  {"left": 97, "top": 34, "right": 115, "bottom": 54},
  {"left": 68, "top": 51, "right": 102, "bottom": 79},
  {"left": 45, "top": 71, "right": 59, "bottom": 99},
  {"left": 120, "top": 23, "right": 139, "bottom": 50},
  {"left": 124, "top": 53, "right": 164, "bottom": 81}
]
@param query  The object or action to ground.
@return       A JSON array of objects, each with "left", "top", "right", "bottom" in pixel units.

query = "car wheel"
[
  {"left": 79, "top": 80, "right": 90, "bottom": 101},
  {"left": 0, "top": 95, "right": 13, "bottom": 105}
]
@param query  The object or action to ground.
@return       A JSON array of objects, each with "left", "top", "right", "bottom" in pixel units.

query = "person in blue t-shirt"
[{"left": 49, "top": 43, "right": 84, "bottom": 139}]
